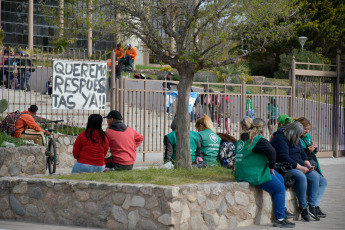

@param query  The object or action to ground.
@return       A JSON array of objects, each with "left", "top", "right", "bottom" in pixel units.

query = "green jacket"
[
  {"left": 300, "top": 133, "right": 323, "bottom": 176},
  {"left": 246, "top": 97, "right": 252, "bottom": 110},
  {"left": 165, "top": 130, "right": 199, "bottom": 162},
  {"left": 234, "top": 135, "right": 272, "bottom": 185},
  {"left": 198, "top": 128, "right": 221, "bottom": 166},
  {"left": 267, "top": 103, "right": 279, "bottom": 119}
]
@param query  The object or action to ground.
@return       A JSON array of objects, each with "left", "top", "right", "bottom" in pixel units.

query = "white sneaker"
[{"left": 160, "top": 161, "right": 174, "bottom": 169}]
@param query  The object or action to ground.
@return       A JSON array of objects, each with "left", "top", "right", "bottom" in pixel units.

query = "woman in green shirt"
[
  {"left": 162, "top": 118, "right": 200, "bottom": 168},
  {"left": 195, "top": 114, "right": 221, "bottom": 166},
  {"left": 235, "top": 118, "right": 295, "bottom": 228},
  {"left": 296, "top": 117, "right": 327, "bottom": 218}
]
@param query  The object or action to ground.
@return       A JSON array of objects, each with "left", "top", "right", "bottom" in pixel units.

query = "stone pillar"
[
  {"left": 142, "top": 44, "right": 150, "bottom": 65},
  {"left": 59, "top": 0, "right": 64, "bottom": 37},
  {"left": 28, "top": 0, "right": 34, "bottom": 50},
  {"left": 87, "top": 0, "right": 93, "bottom": 57}
]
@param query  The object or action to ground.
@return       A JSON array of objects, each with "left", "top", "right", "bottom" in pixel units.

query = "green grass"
[
  {"left": 55, "top": 125, "right": 86, "bottom": 136},
  {"left": 0, "top": 132, "right": 34, "bottom": 147},
  {"left": 135, "top": 65, "right": 162, "bottom": 70},
  {"left": 51, "top": 166, "right": 235, "bottom": 185}
]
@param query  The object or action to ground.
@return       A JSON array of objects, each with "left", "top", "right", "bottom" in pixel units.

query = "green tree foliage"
[
  {"left": 273, "top": 48, "right": 323, "bottom": 79},
  {"left": 213, "top": 62, "right": 250, "bottom": 83},
  {"left": 248, "top": 0, "right": 344, "bottom": 77},
  {"left": 42, "top": 0, "right": 118, "bottom": 51},
  {"left": 59, "top": 0, "right": 298, "bottom": 168},
  {"left": 247, "top": 52, "right": 279, "bottom": 78},
  {"left": 0, "top": 99, "right": 8, "bottom": 113},
  {"left": 297, "top": 0, "right": 345, "bottom": 59}
]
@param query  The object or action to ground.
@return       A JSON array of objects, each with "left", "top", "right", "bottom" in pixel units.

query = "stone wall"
[
  {"left": 0, "top": 177, "right": 298, "bottom": 230},
  {"left": 0, "top": 146, "right": 46, "bottom": 177},
  {"left": 54, "top": 134, "right": 77, "bottom": 169}
]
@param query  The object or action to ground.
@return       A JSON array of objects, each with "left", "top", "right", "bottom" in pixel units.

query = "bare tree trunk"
[{"left": 175, "top": 69, "right": 194, "bottom": 169}]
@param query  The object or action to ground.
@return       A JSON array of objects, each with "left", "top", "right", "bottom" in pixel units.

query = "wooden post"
[
  {"left": 28, "top": 0, "right": 33, "bottom": 50},
  {"left": 119, "top": 75, "right": 123, "bottom": 114},
  {"left": 242, "top": 80, "right": 246, "bottom": 118},
  {"left": 87, "top": 0, "right": 93, "bottom": 58},
  {"left": 110, "top": 51, "right": 116, "bottom": 110},
  {"left": 143, "top": 80, "right": 147, "bottom": 162},
  {"left": 334, "top": 54, "right": 340, "bottom": 157},
  {"left": 290, "top": 56, "right": 296, "bottom": 117}
]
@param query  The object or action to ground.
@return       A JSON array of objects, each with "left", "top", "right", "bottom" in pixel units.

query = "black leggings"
[{"left": 105, "top": 156, "right": 133, "bottom": 170}]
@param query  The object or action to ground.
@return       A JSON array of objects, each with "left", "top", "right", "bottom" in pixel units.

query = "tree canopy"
[{"left": 297, "top": 0, "right": 345, "bottom": 59}]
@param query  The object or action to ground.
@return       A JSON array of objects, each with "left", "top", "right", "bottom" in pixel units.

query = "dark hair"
[
  {"left": 85, "top": 114, "right": 106, "bottom": 144},
  {"left": 28, "top": 105, "right": 38, "bottom": 113},
  {"left": 116, "top": 43, "right": 121, "bottom": 47}
]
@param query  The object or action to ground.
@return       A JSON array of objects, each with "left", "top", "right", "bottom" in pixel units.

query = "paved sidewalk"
[
  {"left": 231, "top": 157, "right": 345, "bottom": 230},
  {"left": 0, "top": 157, "right": 344, "bottom": 230}
]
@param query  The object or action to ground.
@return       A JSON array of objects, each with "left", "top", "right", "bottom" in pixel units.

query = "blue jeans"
[
  {"left": 246, "top": 109, "right": 255, "bottom": 119},
  {"left": 257, "top": 170, "right": 286, "bottom": 220},
  {"left": 289, "top": 169, "right": 327, "bottom": 208},
  {"left": 313, "top": 172, "right": 327, "bottom": 206},
  {"left": 71, "top": 162, "right": 105, "bottom": 173}
]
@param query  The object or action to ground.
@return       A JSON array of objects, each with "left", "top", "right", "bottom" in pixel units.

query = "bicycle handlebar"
[{"left": 38, "top": 120, "right": 64, "bottom": 124}]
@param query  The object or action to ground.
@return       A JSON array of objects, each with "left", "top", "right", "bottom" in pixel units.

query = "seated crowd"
[
  {"left": 162, "top": 113, "right": 327, "bottom": 228},
  {"left": 7, "top": 105, "right": 327, "bottom": 228}
]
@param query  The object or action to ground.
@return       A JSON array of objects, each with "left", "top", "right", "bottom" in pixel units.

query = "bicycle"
[{"left": 39, "top": 120, "right": 64, "bottom": 174}]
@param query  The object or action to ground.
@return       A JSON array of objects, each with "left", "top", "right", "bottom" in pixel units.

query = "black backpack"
[{"left": 218, "top": 141, "right": 236, "bottom": 169}]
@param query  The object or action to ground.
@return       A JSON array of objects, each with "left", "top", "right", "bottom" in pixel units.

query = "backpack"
[
  {"left": 218, "top": 141, "right": 236, "bottom": 169},
  {"left": 0, "top": 110, "right": 26, "bottom": 134}
]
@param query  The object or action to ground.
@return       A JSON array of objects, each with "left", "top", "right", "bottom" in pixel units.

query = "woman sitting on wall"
[
  {"left": 72, "top": 114, "right": 109, "bottom": 173},
  {"left": 296, "top": 117, "right": 327, "bottom": 218},
  {"left": 235, "top": 118, "right": 295, "bottom": 228},
  {"left": 195, "top": 114, "right": 221, "bottom": 166},
  {"left": 162, "top": 117, "right": 200, "bottom": 169},
  {"left": 270, "top": 121, "right": 322, "bottom": 222}
]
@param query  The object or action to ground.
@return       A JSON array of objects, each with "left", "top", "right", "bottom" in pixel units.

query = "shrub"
[
  {"left": 55, "top": 125, "right": 86, "bottom": 136},
  {"left": 274, "top": 49, "right": 325, "bottom": 79},
  {"left": 52, "top": 37, "right": 77, "bottom": 52},
  {"left": 0, "top": 132, "right": 33, "bottom": 147},
  {"left": 239, "top": 73, "right": 253, "bottom": 84},
  {"left": 160, "top": 66, "right": 173, "bottom": 72},
  {"left": 262, "top": 81, "right": 274, "bottom": 93},
  {"left": 212, "top": 62, "right": 251, "bottom": 83}
]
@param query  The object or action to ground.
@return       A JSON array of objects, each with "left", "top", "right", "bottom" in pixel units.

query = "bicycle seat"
[{"left": 48, "top": 128, "right": 54, "bottom": 132}]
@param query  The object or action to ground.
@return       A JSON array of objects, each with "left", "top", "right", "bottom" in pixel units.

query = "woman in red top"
[{"left": 72, "top": 114, "right": 109, "bottom": 173}]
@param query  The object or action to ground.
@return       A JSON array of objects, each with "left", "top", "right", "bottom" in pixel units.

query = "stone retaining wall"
[
  {"left": 0, "top": 177, "right": 298, "bottom": 229},
  {"left": 0, "top": 146, "right": 46, "bottom": 177},
  {"left": 53, "top": 134, "right": 77, "bottom": 169}
]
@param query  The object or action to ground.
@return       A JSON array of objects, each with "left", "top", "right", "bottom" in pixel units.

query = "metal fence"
[
  {"left": 116, "top": 78, "right": 293, "bottom": 160},
  {"left": 0, "top": 48, "right": 110, "bottom": 134},
  {"left": 291, "top": 55, "right": 345, "bottom": 157},
  {"left": 1, "top": 47, "right": 344, "bottom": 160}
]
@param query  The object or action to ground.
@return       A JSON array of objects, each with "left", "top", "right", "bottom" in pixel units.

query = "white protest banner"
[{"left": 52, "top": 60, "right": 107, "bottom": 110}]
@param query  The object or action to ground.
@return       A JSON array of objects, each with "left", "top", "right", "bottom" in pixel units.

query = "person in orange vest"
[
  {"left": 115, "top": 43, "right": 124, "bottom": 67},
  {"left": 123, "top": 44, "right": 137, "bottom": 72}
]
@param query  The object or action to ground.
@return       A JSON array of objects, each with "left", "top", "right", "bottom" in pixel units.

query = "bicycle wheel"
[{"left": 47, "top": 137, "right": 57, "bottom": 174}]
